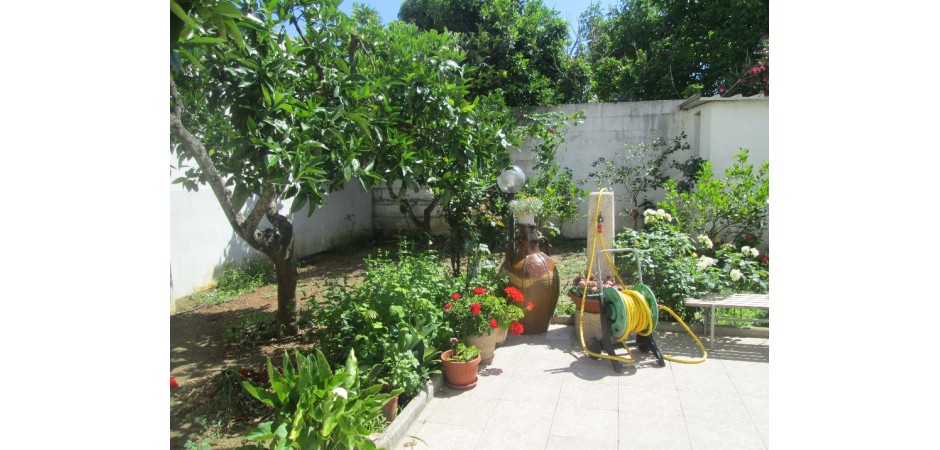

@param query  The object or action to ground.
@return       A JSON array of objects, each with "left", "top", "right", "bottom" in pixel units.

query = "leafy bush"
[
  {"left": 305, "top": 244, "right": 456, "bottom": 399},
  {"left": 615, "top": 222, "right": 708, "bottom": 321},
  {"left": 616, "top": 216, "right": 770, "bottom": 323},
  {"left": 242, "top": 349, "right": 401, "bottom": 450},
  {"left": 659, "top": 149, "right": 769, "bottom": 247}
]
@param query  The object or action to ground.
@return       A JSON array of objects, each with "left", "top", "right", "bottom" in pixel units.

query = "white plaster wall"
[
  {"left": 369, "top": 98, "right": 769, "bottom": 240},
  {"left": 170, "top": 156, "right": 373, "bottom": 307},
  {"left": 691, "top": 98, "right": 769, "bottom": 175}
]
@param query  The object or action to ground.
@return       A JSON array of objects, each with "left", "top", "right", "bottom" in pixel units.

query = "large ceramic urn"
[{"left": 501, "top": 224, "right": 560, "bottom": 335}]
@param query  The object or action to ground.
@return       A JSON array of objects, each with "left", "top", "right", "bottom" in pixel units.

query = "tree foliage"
[
  {"left": 572, "top": 0, "right": 769, "bottom": 101},
  {"left": 399, "top": 0, "right": 573, "bottom": 107}
]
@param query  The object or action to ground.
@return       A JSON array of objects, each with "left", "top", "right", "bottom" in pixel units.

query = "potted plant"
[
  {"left": 568, "top": 272, "right": 621, "bottom": 314},
  {"left": 441, "top": 338, "right": 481, "bottom": 389},
  {"left": 443, "top": 288, "right": 524, "bottom": 363},
  {"left": 569, "top": 273, "right": 621, "bottom": 343},
  {"left": 508, "top": 196, "right": 542, "bottom": 225}
]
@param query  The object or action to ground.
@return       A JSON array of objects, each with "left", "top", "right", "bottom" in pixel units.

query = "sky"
[{"left": 336, "top": 0, "right": 620, "bottom": 39}]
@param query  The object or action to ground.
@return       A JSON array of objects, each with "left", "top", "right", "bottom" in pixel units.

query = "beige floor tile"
[
  {"left": 549, "top": 406, "right": 619, "bottom": 440},
  {"left": 683, "top": 416, "right": 766, "bottom": 450},
  {"left": 500, "top": 371, "right": 565, "bottom": 403},
  {"left": 557, "top": 377, "right": 619, "bottom": 411},
  {"left": 617, "top": 364, "right": 676, "bottom": 390},
  {"left": 739, "top": 394, "right": 769, "bottom": 446},
  {"left": 618, "top": 409, "right": 692, "bottom": 450},
  {"left": 546, "top": 435, "right": 619, "bottom": 450},
  {"left": 423, "top": 392, "right": 499, "bottom": 426},
  {"left": 406, "top": 421, "right": 483, "bottom": 450},
  {"left": 677, "top": 388, "right": 750, "bottom": 422},
  {"left": 566, "top": 355, "right": 628, "bottom": 385},
  {"left": 473, "top": 399, "right": 556, "bottom": 450},
  {"left": 619, "top": 385, "right": 683, "bottom": 417}
]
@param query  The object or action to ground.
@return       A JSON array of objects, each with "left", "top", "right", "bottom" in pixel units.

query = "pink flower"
[
  {"left": 489, "top": 318, "right": 498, "bottom": 329},
  {"left": 451, "top": 293, "right": 461, "bottom": 300},
  {"left": 473, "top": 287, "right": 486, "bottom": 295},
  {"left": 718, "top": 87, "right": 726, "bottom": 94},
  {"left": 471, "top": 303, "right": 481, "bottom": 315}
]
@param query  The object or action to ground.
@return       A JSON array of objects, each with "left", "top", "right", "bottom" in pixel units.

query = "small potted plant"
[
  {"left": 443, "top": 289, "right": 512, "bottom": 364},
  {"left": 568, "top": 272, "right": 621, "bottom": 314},
  {"left": 508, "top": 196, "right": 542, "bottom": 225},
  {"left": 441, "top": 338, "right": 481, "bottom": 389}
]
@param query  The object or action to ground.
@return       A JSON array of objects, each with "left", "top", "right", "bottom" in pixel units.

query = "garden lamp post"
[{"left": 497, "top": 165, "right": 526, "bottom": 254}]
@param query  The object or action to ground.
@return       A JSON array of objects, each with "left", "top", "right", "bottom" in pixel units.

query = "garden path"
[{"left": 393, "top": 324, "right": 769, "bottom": 449}]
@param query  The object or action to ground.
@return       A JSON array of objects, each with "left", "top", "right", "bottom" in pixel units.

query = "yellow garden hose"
[{"left": 577, "top": 189, "right": 708, "bottom": 365}]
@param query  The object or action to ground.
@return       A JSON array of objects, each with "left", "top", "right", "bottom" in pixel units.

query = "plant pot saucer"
[{"left": 444, "top": 376, "right": 478, "bottom": 390}]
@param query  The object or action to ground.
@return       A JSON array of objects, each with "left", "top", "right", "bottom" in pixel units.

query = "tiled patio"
[{"left": 391, "top": 324, "right": 769, "bottom": 450}]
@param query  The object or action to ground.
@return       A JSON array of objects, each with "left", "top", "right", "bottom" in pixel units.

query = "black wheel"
[{"left": 588, "top": 337, "right": 601, "bottom": 359}]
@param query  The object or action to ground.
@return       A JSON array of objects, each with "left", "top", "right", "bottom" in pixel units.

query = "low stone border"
[
  {"left": 551, "top": 314, "right": 768, "bottom": 339},
  {"left": 371, "top": 373, "right": 443, "bottom": 449}
]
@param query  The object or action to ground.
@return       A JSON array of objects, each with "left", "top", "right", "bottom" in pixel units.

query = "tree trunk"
[{"left": 171, "top": 79, "right": 300, "bottom": 337}]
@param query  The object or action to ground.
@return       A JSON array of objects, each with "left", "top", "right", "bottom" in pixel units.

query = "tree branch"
[{"left": 170, "top": 78, "right": 271, "bottom": 250}]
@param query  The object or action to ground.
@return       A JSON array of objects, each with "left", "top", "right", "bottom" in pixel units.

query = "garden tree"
[
  {"left": 170, "top": 0, "right": 382, "bottom": 336},
  {"left": 399, "top": 0, "right": 572, "bottom": 107},
  {"left": 516, "top": 111, "right": 586, "bottom": 242},
  {"left": 587, "top": 133, "right": 702, "bottom": 229},
  {"left": 586, "top": 0, "right": 768, "bottom": 101},
  {"left": 356, "top": 19, "right": 517, "bottom": 270}
]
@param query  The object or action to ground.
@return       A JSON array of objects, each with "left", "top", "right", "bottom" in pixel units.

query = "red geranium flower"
[
  {"left": 451, "top": 293, "right": 461, "bottom": 300},
  {"left": 473, "top": 287, "right": 486, "bottom": 295},
  {"left": 504, "top": 286, "right": 524, "bottom": 302},
  {"left": 470, "top": 303, "right": 481, "bottom": 315},
  {"left": 489, "top": 318, "right": 498, "bottom": 329},
  {"left": 761, "top": 256, "right": 769, "bottom": 264},
  {"left": 527, "top": 302, "right": 534, "bottom": 311},
  {"left": 444, "top": 302, "right": 452, "bottom": 310},
  {"left": 171, "top": 377, "right": 180, "bottom": 390},
  {"left": 509, "top": 322, "right": 524, "bottom": 335}
]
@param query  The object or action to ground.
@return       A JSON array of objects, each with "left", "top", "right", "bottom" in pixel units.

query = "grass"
[
  {"left": 223, "top": 310, "right": 279, "bottom": 348},
  {"left": 713, "top": 308, "right": 769, "bottom": 328},
  {"left": 190, "top": 261, "right": 276, "bottom": 306}
]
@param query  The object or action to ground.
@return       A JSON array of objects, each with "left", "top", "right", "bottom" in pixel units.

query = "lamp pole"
[{"left": 497, "top": 166, "right": 526, "bottom": 257}]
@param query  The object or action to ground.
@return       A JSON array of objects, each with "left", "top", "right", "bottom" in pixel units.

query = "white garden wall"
[
  {"left": 371, "top": 95, "right": 769, "bottom": 239},
  {"left": 169, "top": 157, "right": 373, "bottom": 311}
]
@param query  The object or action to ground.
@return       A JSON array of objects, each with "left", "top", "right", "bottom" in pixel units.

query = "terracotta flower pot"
[
  {"left": 381, "top": 394, "right": 399, "bottom": 422},
  {"left": 465, "top": 331, "right": 498, "bottom": 364},
  {"left": 441, "top": 349, "right": 480, "bottom": 390},
  {"left": 569, "top": 292, "right": 601, "bottom": 314}
]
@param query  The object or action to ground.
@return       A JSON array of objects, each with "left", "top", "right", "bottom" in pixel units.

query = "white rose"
[
  {"left": 751, "top": 248, "right": 759, "bottom": 257},
  {"left": 331, "top": 387, "right": 348, "bottom": 399},
  {"left": 741, "top": 246, "right": 751, "bottom": 254},
  {"left": 730, "top": 269, "right": 743, "bottom": 282}
]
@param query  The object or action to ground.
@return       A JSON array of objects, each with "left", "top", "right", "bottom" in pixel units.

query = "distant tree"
[
  {"left": 399, "top": 0, "right": 572, "bottom": 107},
  {"left": 588, "top": 0, "right": 768, "bottom": 101}
]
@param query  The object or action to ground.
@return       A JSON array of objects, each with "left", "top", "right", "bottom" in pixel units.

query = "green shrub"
[
  {"left": 305, "top": 244, "right": 457, "bottom": 399},
  {"left": 659, "top": 149, "right": 769, "bottom": 247},
  {"left": 242, "top": 349, "right": 400, "bottom": 450}
]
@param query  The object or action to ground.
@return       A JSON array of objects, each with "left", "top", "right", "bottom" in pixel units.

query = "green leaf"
[
  {"left": 245, "top": 421, "right": 274, "bottom": 441},
  {"left": 213, "top": 1, "right": 245, "bottom": 18},
  {"left": 185, "top": 36, "right": 226, "bottom": 45},
  {"left": 170, "top": 0, "right": 202, "bottom": 34}
]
